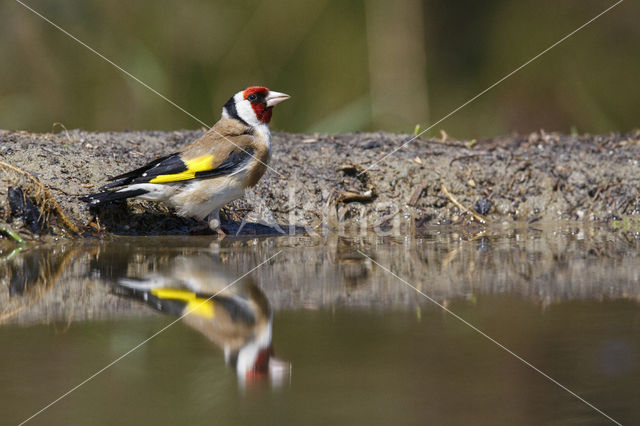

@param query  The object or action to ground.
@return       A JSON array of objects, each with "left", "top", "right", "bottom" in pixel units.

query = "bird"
[
  {"left": 115, "top": 253, "right": 291, "bottom": 385},
  {"left": 80, "top": 86, "right": 290, "bottom": 235}
]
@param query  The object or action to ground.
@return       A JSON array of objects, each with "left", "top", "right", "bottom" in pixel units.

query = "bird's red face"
[
  {"left": 243, "top": 87, "right": 271, "bottom": 123},
  {"left": 242, "top": 86, "right": 290, "bottom": 124}
]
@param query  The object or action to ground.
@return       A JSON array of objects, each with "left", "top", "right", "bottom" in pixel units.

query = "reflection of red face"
[
  {"left": 244, "top": 346, "right": 274, "bottom": 382},
  {"left": 243, "top": 86, "right": 273, "bottom": 124},
  {"left": 242, "top": 349, "right": 290, "bottom": 392}
]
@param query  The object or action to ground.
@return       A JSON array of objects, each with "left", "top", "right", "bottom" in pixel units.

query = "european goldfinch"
[
  {"left": 81, "top": 86, "right": 290, "bottom": 234},
  {"left": 116, "top": 254, "right": 290, "bottom": 383}
]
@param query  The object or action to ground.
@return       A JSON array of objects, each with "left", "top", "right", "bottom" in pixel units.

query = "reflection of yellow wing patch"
[
  {"left": 149, "top": 154, "right": 214, "bottom": 183},
  {"left": 151, "top": 288, "right": 215, "bottom": 319}
]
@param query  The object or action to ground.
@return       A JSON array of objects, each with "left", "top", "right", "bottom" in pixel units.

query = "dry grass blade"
[
  {"left": 0, "top": 160, "right": 80, "bottom": 234},
  {"left": 441, "top": 184, "right": 488, "bottom": 224}
]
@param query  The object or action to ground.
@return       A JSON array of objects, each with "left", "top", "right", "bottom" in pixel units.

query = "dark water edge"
[{"left": 1, "top": 221, "right": 640, "bottom": 424}]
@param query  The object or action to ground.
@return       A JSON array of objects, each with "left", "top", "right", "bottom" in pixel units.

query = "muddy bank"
[{"left": 1, "top": 128, "right": 640, "bottom": 238}]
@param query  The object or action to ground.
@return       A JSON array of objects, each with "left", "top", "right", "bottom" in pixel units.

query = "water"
[{"left": 1, "top": 222, "right": 639, "bottom": 425}]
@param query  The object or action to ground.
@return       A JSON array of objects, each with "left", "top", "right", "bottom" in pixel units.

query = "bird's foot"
[
  {"left": 208, "top": 217, "right": 227, "bottom": 239},
  {"left": 207, "top": 210, "right": 226, "bottom": 238},
  {"left": 189, "top": 210, "right": 226, "bottom": 238},
  {"left": 188, "top": 220, "right": 226, "bottom": 238},
  {"left": 214, "top": 227, "right": 227, "bottom": 239}
]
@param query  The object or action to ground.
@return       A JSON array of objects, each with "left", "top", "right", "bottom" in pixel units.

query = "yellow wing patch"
[
  {"left": 151, "top": 288, "right": 215, "bottom": 319},
  {"left": 149, "top": 154, "right": 214, "bottom": 183}
]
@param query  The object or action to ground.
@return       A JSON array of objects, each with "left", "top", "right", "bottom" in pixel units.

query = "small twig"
[
  {"left": 337, "top": 162, "right": 378, "bottom": 204},
  {"left": 372, "top": 208, "right": 401, "bottom": 229},
  {"left": 300, "top": 138, "right": 318, "bottom": 144},
  {"left": 337, "top": 190, "right": 376, "bottom": 203},
  {"left": 408, "top": 184, "right": 428, "bottom": 206},
  {"left": 441, "top": 184, "right": 488, "bottom": 224}
]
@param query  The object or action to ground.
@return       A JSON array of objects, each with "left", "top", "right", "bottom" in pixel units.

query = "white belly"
[{"left": 169, "top": 176, "right": 246, "bottom": 219}]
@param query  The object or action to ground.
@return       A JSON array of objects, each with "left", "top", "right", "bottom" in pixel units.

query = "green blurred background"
[{"left": 1, "top": 0, "right": 637, "bottom": 138}]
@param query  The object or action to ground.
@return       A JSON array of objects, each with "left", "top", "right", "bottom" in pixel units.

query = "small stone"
[{"left": 474, "top": 198, "right": 492, "bottom": 215}]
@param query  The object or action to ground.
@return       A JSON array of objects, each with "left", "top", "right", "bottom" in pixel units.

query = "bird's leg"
[
  {"left": 189, "top": 210, "right": 223, "bottom": 235},
  {"left": 207, "top": 209, "right": 226, "bottom": 237},
  {"left": 189, "top": 219, "right": 211, "bottom": 233},
  {"left": 208, "top": 209, "right": 221, "bottom": 230}
]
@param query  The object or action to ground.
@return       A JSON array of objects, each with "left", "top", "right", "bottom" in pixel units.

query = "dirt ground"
[{"left": 1, "top": 128, "right": 640, "bottom": 239}]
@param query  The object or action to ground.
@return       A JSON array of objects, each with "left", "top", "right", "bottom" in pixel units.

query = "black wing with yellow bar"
[{"left": 102, "top": 148, "right": 254, "bottom": 189}]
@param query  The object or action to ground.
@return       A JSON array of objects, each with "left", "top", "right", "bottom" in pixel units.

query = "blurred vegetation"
[{"left": 1, "top": 0, "right": 637, "bottom": 137}]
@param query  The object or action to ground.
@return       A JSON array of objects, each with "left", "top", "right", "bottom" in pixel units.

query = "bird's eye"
[{"left": 248, "top": 94, "right": 258, "bottom": 101}]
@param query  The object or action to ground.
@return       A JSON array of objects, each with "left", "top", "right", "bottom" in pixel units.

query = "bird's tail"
[
  {"left": 80, "top": 188, "right": 148, "bottom": 205},
  {"left": 115, "top": 279, "right": 187, "bottom": 316}
]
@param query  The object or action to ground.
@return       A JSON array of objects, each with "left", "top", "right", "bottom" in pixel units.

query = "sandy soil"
[{"left": 1, "top": 128, "right": 640, "bottom": 238}]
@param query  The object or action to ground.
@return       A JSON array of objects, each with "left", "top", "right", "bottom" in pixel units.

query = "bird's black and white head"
[{"left": 222, "top": 86, "right": 290, "bottom": 128}]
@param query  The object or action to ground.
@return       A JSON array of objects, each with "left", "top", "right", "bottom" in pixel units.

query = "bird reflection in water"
[{"left": 114, "top": 254, "right": 290, "bottom": 388}]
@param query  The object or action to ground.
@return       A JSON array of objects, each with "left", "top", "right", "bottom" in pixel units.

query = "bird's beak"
[{"left": 266, "top": 91, "right": 291, "bottom": 107}]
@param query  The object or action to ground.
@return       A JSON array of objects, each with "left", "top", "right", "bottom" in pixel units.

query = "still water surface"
[{"left": 1, "top": 223, "right": 639, "bottom": 425}]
